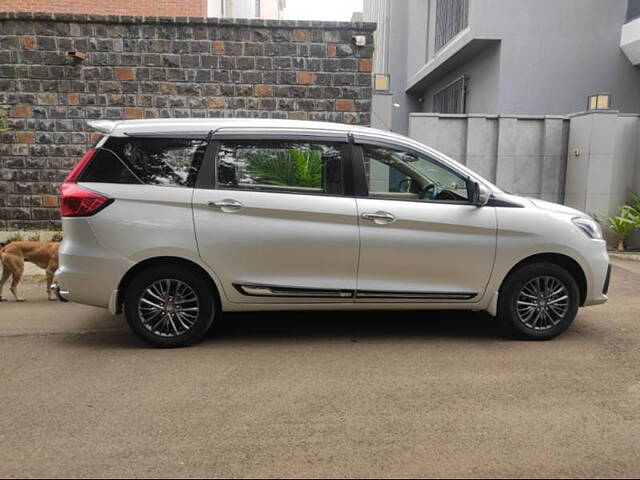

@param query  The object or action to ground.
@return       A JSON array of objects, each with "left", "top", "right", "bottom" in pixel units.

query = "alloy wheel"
[
  {"left": 515, "top": 276, "right": 570, "bottom": 331},
  {"left": 137, "top": 279, "right": 200, "bottom": 337}
]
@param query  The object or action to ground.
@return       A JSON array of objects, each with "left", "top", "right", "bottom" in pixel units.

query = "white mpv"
[{"left": 53, "top": 119, "right": 610, "bottom": 347}]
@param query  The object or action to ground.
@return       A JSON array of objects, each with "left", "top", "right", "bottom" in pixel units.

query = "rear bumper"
[
  {"left": 56, "top": 217, "right": 132, "bottom": 309},
  {"left": 50, "top": 283, "right": 69, "bottom": 302}
]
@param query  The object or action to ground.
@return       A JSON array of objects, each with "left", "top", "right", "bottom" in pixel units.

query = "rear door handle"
[
  {"left": 361, "top": 211, "right": 396, "bottom": 224},
  {"left": 208, "top": 199, "right": 244, "bottom": 212}
]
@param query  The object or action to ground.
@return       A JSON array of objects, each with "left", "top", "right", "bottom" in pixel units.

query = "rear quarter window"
[{"left": 80, "top": 137, "right": 207, "bottom": 188}]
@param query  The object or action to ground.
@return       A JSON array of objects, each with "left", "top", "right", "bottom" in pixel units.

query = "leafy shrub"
[
  {"left": 246, "top": 148, "right": 322, "bottom": 188},
  {"left": 596, "top": 205, "right": 640, "bottom": 251}
]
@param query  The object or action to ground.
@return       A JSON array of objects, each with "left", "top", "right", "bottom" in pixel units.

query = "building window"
[
  {"left": 435, "top": 0, "right": 469, "bottom": 51},
  {"left": 433, "top": 76, "right": 467, "bottom": 114}
]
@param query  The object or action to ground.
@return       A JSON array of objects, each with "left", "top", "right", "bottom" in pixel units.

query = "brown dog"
[{"left": 0, "top": 241, "right": 60, "bottom": 302}]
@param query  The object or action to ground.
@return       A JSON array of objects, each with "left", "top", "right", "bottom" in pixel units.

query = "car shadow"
[
  {"left": 211, "top": 309, "right": 505, "bottom": 342},
  {"left": 59, "top": 309, "right": 508, "bottom": 350}
]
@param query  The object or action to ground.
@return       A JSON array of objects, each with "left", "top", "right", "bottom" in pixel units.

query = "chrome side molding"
[
  {"left": 234, "top": 284, "right": 354, "bottom": 298},
  {"left": 356, "top": 291, "right": 476, "bottom": 300},
  {"left": 234, "top": 283, "right": 476, "bottom": 301}
]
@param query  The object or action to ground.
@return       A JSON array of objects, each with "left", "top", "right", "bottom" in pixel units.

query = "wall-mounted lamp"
[
  {"left": 374, "top": 73, "right": 390, "bottom": 92},
  {"left": 587, "top": 93, "right": 612, "bottom": 111}
]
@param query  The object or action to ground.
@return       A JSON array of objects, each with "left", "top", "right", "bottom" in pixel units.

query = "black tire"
[
  {"left": 498, "top": 262, "right": 580, "bottom": 340},
  {"left": 124, "top": 264, "right": 216, "bottom": 347}
]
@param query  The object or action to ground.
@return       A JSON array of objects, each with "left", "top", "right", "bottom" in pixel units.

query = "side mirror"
[{"left": 471, "top": 182, "right": 491, "bottom": 206}]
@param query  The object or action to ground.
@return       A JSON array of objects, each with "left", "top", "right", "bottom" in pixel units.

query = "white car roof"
[{"left": 88, "top": 118, "right": 392, "bottom": 138}]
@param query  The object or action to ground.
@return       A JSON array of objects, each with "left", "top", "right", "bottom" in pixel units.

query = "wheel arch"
[
  {"left": 115, "top": 256, "right": 221, "bottom": 314},
  {"left": 501, "top": 253, "right": 587, "bottom": 306}
]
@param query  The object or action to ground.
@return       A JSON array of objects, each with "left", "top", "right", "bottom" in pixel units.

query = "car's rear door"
[{"left": 192, "top": 131, "right": 359, "bottom": 304}]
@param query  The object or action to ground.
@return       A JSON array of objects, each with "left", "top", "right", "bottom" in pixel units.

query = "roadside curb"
[{"left": 609, "top": 252, "right": 640, "bottom": 262}]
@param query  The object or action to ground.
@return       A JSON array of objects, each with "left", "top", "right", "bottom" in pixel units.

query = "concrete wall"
[
  {"left": 0, "top": 12, "right": 375, "bottom": 230},
  {"left": 409, "top": 113, "right": 569, "bottom": 202}
]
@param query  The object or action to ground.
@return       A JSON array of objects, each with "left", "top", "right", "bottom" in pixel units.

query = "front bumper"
[
  {"left": 602, "top": 264, "right": 612, "bottom": 295},
  {"left": 582, "top": 246, "right": 610, "bottom": 306}
]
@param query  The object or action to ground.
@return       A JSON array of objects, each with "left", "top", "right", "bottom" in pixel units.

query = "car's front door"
[
  {"left": 353, "top": 140, "right": 497, "bottom": 302},
  {"left": 193, "top": 136, "right": 359, "bottom": 304}
]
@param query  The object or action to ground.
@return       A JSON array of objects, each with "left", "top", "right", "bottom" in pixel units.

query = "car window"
[
  {"left": 362, "top": 144, "right": 469, "bottom": 202},
  {"left": 80, "top": 137, "right": 207, "bottom": 188},
  {"left": 215, "top": 141, "right": 343, "bottom": 195}
]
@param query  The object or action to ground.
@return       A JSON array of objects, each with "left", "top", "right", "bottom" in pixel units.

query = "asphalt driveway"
[{"left": 0, "top": 261, "right": 639, "bottom": 478}]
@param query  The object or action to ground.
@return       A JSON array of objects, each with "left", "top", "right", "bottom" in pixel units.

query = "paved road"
[{"left": 1, "top": 262, "right": 639, "bottom": 478}]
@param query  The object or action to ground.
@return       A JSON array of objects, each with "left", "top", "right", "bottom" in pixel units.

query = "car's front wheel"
[
  {"left": 498, "top": 262, "right": 580, "bottom": 340},
  {"left": 124, "top": 264, "right": 215, "bottom": 347}
]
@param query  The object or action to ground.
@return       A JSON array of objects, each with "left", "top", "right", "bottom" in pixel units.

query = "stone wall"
[{"left": 0, "top": 12, "right": 375, "bottom": 230}]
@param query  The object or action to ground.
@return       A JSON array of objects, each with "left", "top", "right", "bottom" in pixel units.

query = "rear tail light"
[{"left": 60, "top": 148, "right": 113, "bottom": 217}]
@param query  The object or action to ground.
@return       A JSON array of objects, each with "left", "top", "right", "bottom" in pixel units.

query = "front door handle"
[
  {"left": 208, "top": 199, "right": 244, "bottom": 212},
  {"left": 361, "top": 211, "right": 396, "bottom": 224}
]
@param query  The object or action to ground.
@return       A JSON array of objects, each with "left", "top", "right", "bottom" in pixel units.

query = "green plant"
[
  {"left": 246, "top": 148, "right": 322, "bottom": 188},
  {"left": 595, "top": 206, "right": 640, "bottom": 251},
  {"left": 627, "top": 192, "right": 640, "bottom": 216},
  {"left": 28, "top": 232, "right": 41, "bottom": 242}
]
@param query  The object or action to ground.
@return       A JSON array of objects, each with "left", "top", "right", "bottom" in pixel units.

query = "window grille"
[
  {"left": 435, "top": 0, "right": 469, "bottom": 51},
  {"left": 433, "top": 76, "right": 467, "bottom": 114}
]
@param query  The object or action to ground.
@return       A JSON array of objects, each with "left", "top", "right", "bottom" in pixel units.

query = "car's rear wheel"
[
  {"left": 498, "top": 262, "right": 579, "bottom": 340},
  {"left": 124, "top": 265, "right": 215, "bottom": 347}
]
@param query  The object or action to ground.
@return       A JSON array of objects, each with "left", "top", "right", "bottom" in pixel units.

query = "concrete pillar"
[
  {"left": 465, "top": 115, "right": 498, "bottom": 183},
  {"left": 494, "top": 117, "right": 518, "bottom": 193},
  {"left": 565, "top": 112, "right": 619, "bottom": 216},
  {"left": 540, "top": 117, "right": 569, "bottom": 203},
  {"left": 371, "top": 93, "right": 393, "bottom": 131}
]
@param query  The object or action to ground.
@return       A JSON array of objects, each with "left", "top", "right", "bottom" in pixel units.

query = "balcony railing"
[{"left": 435, "top": 0, "right": 469, "bottom": 51}]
